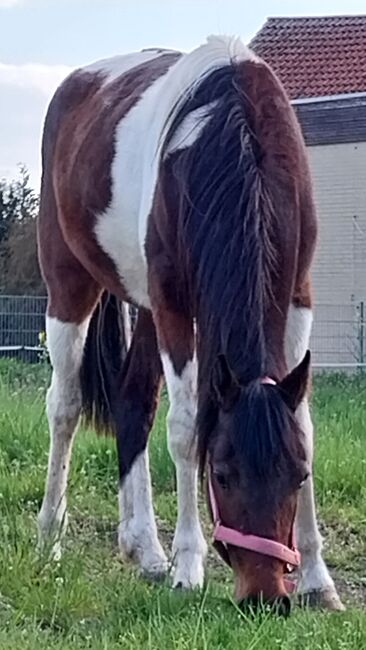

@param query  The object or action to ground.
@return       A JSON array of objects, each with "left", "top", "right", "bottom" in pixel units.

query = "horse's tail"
[
  {"left": 80, "top": 293, "right": 163, "bottom": 449},
  {"left": 80, "top": 292, "right": 131, "bottom": 435}
]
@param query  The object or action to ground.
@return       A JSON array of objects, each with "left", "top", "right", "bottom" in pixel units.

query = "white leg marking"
[
  {"left": 38, "top": 316, "right": 90, "bottom": 558},
  {"left": 295, "top": 401, "right": 337, "bottom": 594},
  {"left": 286, "top": 305, "right": 343, "bottom": 606},
  {"left": 118, "top": 449, "right": 168, "bottom": 579},
  {"left": 162, "top": 353, "right": 207, "bottom": 589}
]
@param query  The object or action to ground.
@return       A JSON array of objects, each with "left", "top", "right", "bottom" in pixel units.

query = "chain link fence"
[
  {"left": 0, "top": 295, "right": 365, "bottom": 369},
  {"left": 311, "top": 303, "right": 365, "bottom": 369},
  {"left": 0, "top": 295, "right": 47, "bottom": 362}
]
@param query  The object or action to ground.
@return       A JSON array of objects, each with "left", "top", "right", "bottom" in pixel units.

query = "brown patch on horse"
[
  {"left": 38, "top": 93, "right": 102, "bottom": 322},
  {"left": 293, "top": 274, "right": 313, "bottom": 309},
  {"left": 237, "top": 61, "right": 318, "bottom": 306},
  {"left": 38, "top": 52, "right": 181, "bottom": 320},
  {"left": 147, "top": 176, "right": 194, "bottom": 375},
  {"left": 234, "top": 59, "right": 317, "bottom": 379},
  {"left": 153, "top": 305, "right": 194, "bottom": 376}
]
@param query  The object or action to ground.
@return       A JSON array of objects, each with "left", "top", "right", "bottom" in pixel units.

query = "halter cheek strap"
[{"left": 208, "top": 375, "right": 301, "bottom": 594}]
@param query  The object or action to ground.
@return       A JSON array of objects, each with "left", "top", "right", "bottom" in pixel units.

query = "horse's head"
[{"left": 201, "top": 351, "right": 311, "bottom": 616}]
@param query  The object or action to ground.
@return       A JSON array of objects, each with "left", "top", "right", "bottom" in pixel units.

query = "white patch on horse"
[
  {"left": 165, "top": 102, "right": 217, "bottom": 156},
  {"left": 205, "top": 34, "right": 259, "bottom": 63},
  {"left": 94, "top": 35, "right": 257, "bottom": 308},
  {"left": 83, "top": 49, "right": 167, "bottom": 84},
  {"left": 118, "top": 449, "right": 167, "bottom": 578},
  {"left": 161, "top": 353, "right": 207, "bottom": 588},
  {"left": 121, "top": 301, "right": 132, "bottom": 349},
  {"left": 38, "top": 316, "right": 90, "bottom": 558},
  {"left": 285, "top": 304, "right": 343, "bottom": 606},
  {"left": 93, "top": 64, "right": 174, "bottom": 309},
  {"left": 285, "top": 304, "right": 313, "bottom": 372}
]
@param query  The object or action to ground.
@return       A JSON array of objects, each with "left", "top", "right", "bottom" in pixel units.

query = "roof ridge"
[{"left": 265, "top": 15, "right": 366, "bottom": 21}]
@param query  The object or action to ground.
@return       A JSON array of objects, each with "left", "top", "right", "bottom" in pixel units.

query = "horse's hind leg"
[
  {"left": 285, "top": 299, "right": 344, "bottom": 611},
  {"left": 37, "top": 273, "right": 100, "bottom": 558},
  {"left": 116, "top": 308, "right": 168, "bottom": 580}
]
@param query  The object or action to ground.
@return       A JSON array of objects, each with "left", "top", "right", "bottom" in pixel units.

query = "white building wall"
[
  {"left": 308, "top": 141, "right": 366, "bottom": 304},
  {"left": 307, "top": 142, "right": 366, "bottom": 366}
]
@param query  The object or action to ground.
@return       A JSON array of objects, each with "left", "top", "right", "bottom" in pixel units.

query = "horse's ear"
[
  {"left": 279, "top": 350, "right": 311, "bottom": 411},
  {"left": 211, "top": 354, "right": 240, "bottom": 410}
]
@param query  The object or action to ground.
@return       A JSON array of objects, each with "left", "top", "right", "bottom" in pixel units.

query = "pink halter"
[{"left": 208, "top": 376, "right": 301, "bottom": 594}]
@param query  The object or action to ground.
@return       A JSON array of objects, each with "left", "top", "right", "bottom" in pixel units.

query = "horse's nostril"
[{"left": 239, "top": 594, "right": 292, "bottom": 617}]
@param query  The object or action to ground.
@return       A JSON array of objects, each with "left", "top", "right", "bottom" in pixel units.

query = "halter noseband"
[{"left": 208, "top": 376, "right": 301, "bottom": 594}]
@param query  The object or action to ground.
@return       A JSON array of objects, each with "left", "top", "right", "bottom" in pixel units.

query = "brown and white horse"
[{"left": 37, "top": 36, "right": 343, "bottom": 614}]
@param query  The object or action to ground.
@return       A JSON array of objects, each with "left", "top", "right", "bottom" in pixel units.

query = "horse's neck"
[{"left": 196, "top": 313, "right": 287, "bottom": 386}]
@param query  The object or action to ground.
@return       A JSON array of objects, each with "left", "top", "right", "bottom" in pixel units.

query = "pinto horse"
[{"left": 37, "top": 36, "right": 343, "bottom": 614}]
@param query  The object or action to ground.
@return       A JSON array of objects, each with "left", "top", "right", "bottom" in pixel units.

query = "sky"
[{"left": 1, "top": 0, "right": 366, "bottom": 189}]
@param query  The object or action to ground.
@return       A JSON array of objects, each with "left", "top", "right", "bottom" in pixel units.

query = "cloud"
[
  {"left": 0, "top": 61, "right": 73, "bottom": 187},
  {"left": 0, "top": 0, "right": 23, "bottom": 6},
  {"left": 0, "top": 61, "right": 73, "bottom": 96}
]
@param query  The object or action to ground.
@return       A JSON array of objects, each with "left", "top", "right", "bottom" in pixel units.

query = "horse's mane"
[
  {"left": 163, "top": 65, "right": 279, "bottom": 380},
  {"left": 162, "top": 62, "right": 302, "bottom": 476}
]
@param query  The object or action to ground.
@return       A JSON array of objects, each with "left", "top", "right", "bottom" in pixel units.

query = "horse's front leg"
[
  {"left": 162, "top": 347, "right": 207, "bottom": 588},
  {"left": 286, "top": 301, "right": 344, "bottom": 610},
  {"left": 151, "top": 294, "right": 207, "bottom": 588}
]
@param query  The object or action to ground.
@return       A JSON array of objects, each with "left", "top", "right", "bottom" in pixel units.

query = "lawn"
[{"left": 0, "top": 358, "right": 365, "bottom": 649}]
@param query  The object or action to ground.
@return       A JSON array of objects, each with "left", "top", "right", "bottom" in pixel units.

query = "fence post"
[{"left": 358, "top": 301, "right": 365, "bottom": 371}]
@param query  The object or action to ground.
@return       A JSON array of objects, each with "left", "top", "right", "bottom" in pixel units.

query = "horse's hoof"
[
  {"left": 171, "top": 549, "right": 205, "bottom": 590},
  {"left": 172, "top": 579, "right": 201, "bottom": 592},
  {"left": 37, "top": 537, "right": 62, "bottom": 562},
  {"left": 298, "top": 588, "right": 345, "bottom": 611},
  {"left": 140, "top": 565, "right": 168, "bottom": 583}
]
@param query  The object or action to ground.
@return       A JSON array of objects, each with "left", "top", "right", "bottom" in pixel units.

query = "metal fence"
[
  {"left": 0, "top": 295, "right": 47, "bottom": 362},
  {"left": 311, "top": 302, "right": 365, "bottom": 369},
  {"left": 0, "top": 295, "right": 365, "bottom": 369}
]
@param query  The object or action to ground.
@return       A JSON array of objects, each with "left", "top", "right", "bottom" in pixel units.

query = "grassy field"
[{"left": 0, "top": 358, "right": 365, "bottom": 649}]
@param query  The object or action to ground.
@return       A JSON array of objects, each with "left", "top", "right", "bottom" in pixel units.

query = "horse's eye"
[
  {"left": 214, "top": 472, "right": 229, "bottom": 490},
  {"left": 298, "top": 472, "right": 310, "bottom": 489}
]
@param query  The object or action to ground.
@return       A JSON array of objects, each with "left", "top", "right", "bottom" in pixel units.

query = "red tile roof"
[{"left": 250, "top": 15, "right": 366, "bottom": 100}]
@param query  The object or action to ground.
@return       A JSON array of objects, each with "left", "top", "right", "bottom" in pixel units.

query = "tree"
[
  {"left": 0, "top": 165, "right": 44, "bottom": 295},
  {"left": 0, "top": 165, "right": 39, "bottom": 241}
]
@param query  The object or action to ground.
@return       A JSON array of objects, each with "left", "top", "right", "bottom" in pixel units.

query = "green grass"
[{"left": 0, "top": 358, "right": 365, "bottom": 649}]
